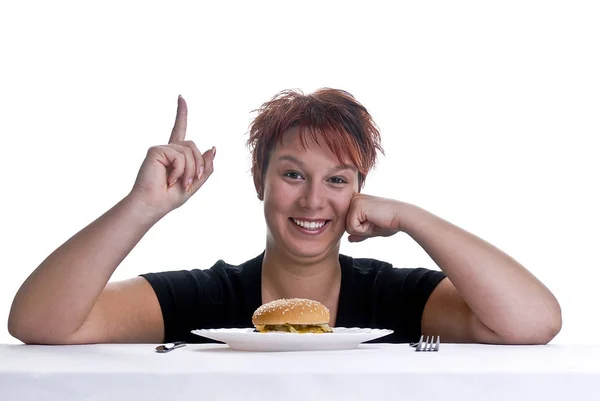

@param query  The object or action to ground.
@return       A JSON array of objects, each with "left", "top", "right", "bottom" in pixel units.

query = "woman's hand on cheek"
[{"left": 345, "top": 194, "right": 413, "bottom": 243}]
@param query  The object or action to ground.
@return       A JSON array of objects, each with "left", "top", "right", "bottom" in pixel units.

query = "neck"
[{"left": 261, "top": 245, "right": 341, "bottom": 306}]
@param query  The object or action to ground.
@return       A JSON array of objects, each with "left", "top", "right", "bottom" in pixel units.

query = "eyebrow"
[{"left": 276, "top": 155, "right": 357, "bottom": 173}]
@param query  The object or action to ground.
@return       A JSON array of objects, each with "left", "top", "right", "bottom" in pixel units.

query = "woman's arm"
[
  {"left": 402, "top": 203, "right": 562, "bottom": 344},
  {"left": 345, "top": 194, "right": 562, "bottom": 344},
  {"left": 8, "top": 96, "right": 216, "bottom": 344},
  {"left": 8, "top": 195, "right": 165, "bottom": 344}
]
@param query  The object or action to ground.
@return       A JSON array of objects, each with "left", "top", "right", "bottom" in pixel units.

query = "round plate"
[{"left": 190, "top": 327, "right": 394, "bottom": 352}]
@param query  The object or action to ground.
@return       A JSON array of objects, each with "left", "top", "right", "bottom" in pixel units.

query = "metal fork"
[{"left": 412, "top": 335, "right": 440, "bottom": 352}]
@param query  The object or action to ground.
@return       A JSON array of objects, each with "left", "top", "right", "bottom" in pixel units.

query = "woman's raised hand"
[{"left": 128, "top": 95, "right": 215, "bottom": 218}]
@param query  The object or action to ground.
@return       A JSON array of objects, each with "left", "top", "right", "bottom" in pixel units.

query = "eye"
[
  {"left": 328, "top": 176, "right": 348, "bottom": 184},
  {"left": 284, "top": 171, "right": 303, "bottom": 180}
]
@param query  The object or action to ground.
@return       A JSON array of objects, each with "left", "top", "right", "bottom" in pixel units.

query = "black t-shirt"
[{"left": 140, "top": 252, "right": 446, "bottom": 344}]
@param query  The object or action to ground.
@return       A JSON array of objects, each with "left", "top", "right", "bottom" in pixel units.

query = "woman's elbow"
[
  {"left": 8, "top": 312, "right": 58, "bottom": 345},
  {"left": 7, "top": 317, "right": 35, "bottom": 344},
  {"left": 536, "top": 296, "right": 563, "bottom": 344},
  {"left": 537, "top": 308, "right": 563, "bottom": 344},
  {"left": 516, "top": 305, "right": 563, "bottom": 345}
]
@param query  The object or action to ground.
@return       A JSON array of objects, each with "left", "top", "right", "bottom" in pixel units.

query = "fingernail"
[
  {"left": 198, "top": 166, "right": 204, "bottom": 179},
  {"left": 169, "top": 178, "right": 178, "bottom": 187},
  {"left": 212, "top": 146, "right": 216, "bottom": 157}
]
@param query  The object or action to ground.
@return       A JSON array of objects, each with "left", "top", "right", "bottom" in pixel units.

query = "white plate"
[{"left": 190, "top": 327, "right": 394, "bottom": 352}]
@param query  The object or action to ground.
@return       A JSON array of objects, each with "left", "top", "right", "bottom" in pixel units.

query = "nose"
[{"left": 298, "top": 180, "right": 326, "bottom": 210}]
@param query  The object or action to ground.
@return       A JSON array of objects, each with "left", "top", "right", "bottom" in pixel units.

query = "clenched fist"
[{"left": 345, "top": 194, "right": 415, "bottom": 242}]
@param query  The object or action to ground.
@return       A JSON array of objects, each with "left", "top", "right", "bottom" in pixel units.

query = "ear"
[{"left": 253, "top": 174, "right": 264, "bottom": 201}]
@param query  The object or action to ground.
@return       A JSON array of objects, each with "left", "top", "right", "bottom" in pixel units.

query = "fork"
[{"left": 412, "top": 335, "right": 440, "bottom": 352}]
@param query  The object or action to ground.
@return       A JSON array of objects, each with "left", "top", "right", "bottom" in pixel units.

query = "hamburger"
[{"left": 252, "top": 298, "right": 334, "bottom": 334}]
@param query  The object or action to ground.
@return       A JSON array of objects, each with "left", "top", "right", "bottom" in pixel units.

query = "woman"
[{"left": 8, "top": 89, "right": 562, "bottom": 345}]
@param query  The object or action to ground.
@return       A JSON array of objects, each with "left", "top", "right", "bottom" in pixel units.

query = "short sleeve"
[
  {"left": 373, "top": 265, "right": 446, "bottom": 341},
  {"left": 140, "top": 263, "right": 237, "bottom": 343}
]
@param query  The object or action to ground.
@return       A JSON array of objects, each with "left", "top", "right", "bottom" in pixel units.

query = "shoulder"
[
  {"left": 138, "top": 253, "right": 264, "bottom": 342},
  {"left": 139, "top": 253, "right": 263, "bottom": 300},
  {"left": 337, "top": 254, "right": 447, "bottom": 342},
  {"left": 142, "top": 252, "right": 262, "bottom": 279},
  {"left": 339, "top": 253, "right": 446, "bottom": 292},
  {"left": 339, "top": 254, "right": 392, "bottom": 276}
]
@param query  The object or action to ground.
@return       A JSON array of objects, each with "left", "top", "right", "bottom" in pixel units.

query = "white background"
[{"left": 0, "top": 1, "right": 598, "bottom": 345}]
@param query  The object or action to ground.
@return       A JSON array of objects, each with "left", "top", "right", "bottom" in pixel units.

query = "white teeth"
[{"left": 293, "top": 219, "right": 326, "bottom": 230}]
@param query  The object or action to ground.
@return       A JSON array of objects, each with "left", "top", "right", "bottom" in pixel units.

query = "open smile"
[{"left": 289, "top": 218, "right": 331, "bottom": 235}]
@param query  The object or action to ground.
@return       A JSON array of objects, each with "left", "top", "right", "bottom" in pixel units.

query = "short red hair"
[{"left": 246, "top": 88, "right": 384, "bottom": 197}]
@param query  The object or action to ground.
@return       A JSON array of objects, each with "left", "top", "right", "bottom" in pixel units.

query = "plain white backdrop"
[{"left": 1, "top": 1, "right": 598, "bottom": 345}]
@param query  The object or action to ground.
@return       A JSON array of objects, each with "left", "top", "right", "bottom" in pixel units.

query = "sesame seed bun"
[{"left": 252, "top": 298, "right": 330, "bottom": 326}]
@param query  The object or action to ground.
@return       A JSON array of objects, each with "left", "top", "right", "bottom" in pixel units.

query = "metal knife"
[{"left": 155, "top": 341, "right": 186, "bottom": 353}]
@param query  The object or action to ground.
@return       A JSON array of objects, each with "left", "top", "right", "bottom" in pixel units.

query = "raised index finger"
[{"left": 169, "top": 95, "right": 187, "bottom": 143}]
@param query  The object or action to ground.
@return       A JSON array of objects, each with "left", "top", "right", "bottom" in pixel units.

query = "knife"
[{"left": 155, "top": 341, "right": 186, "bottom": 353}]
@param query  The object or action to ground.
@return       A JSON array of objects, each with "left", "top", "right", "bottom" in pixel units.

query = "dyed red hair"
[{"left": 246, "top": 88, "right": 384, "bottom": 197}]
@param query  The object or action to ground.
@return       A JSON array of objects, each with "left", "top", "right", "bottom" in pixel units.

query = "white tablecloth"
[{"left": 1, "top": 342, "right": 598, "bottom": 400}]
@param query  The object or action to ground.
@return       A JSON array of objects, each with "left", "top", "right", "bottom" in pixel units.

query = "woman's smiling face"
[{"left": 261, "top": 126, "right": 359, "bottom": 261}]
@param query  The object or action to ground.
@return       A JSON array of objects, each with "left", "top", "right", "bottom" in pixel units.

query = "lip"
[
  {"left": 289, "top": 218, "right": 331, "bottom": 235},
  {"left": 290, "top": 217, "right": 329, "bottom": 223}
]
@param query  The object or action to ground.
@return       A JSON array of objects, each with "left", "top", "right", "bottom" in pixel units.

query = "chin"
[
  {"left": 282, "top": 237, "right": 342, "bottom": 261},
  {"left": 288, "top": 246, "right": 330, "bottom": 260}
]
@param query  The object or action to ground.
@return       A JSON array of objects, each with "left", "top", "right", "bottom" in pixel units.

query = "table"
[{"left": 1, "top": 342, "right": 598, "bottom": 400}]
